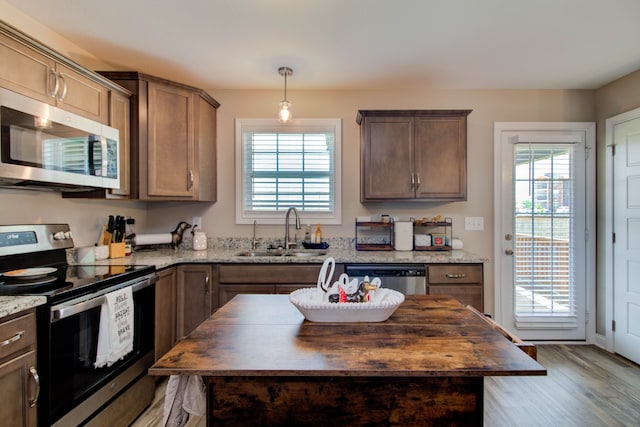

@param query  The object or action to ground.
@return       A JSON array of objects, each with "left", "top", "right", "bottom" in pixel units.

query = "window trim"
[{"left": 235, "top": 118, "right": 342, "bottom": 225}]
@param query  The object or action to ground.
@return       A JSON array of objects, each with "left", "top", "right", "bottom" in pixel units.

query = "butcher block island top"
[{"left": 151, "top": 294, "right": 544, "bottom": 426}]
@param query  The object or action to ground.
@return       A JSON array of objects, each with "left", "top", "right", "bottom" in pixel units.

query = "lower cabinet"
[
  {"left": 176, "top": 264, "right": 215, "bottom": 338},
  {"left": 427, "top": 264, "right": 484, "bottom": 311},
  {"left": 217, "top": 264, "right": 344, "bottom": 308},
  {"left": 0, "top": 311, "right": 39, "bottom": 427},
  {"left": 154, "top": 267, "right": 177, "bottom": 361}
]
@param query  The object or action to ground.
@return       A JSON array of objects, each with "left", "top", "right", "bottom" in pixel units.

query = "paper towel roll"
[
  {"left": 135, "top": 233, "right": 172, "bottom": 245},
  {"left": 394, "top": 222, "right": 413, "bottom": 251}
]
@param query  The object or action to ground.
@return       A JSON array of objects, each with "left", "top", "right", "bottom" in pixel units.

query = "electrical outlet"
[
  {"left": 192, "top": 216, "right": 202, "bottom": 230},
  {"left": 465, "top": 217, "right": 484, "bottom": 231}
]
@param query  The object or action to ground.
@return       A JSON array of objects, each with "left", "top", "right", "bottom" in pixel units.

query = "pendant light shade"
[{"left": 278, "top": 67, "right": 293, "bottom": 123}]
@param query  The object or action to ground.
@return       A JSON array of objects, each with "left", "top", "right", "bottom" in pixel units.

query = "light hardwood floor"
[{"left": 132, "top": 345, "right": 640, "bottom": 426}]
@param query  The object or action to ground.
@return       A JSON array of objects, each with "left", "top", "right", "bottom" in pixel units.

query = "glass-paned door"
[{"left": 495, "top": 124, "right": 594, "bottom": 341}]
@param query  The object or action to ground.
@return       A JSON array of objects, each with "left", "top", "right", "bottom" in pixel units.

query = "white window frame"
[{"left": 235, "top": 118, "right": 342, "bottom": 225}]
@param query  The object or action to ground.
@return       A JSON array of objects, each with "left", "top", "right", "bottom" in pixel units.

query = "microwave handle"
[{"left": 50, "top": 276, "right": 155, "bottom": 322}]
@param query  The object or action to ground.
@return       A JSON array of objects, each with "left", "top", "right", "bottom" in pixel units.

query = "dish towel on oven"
[
  {"left": 94, "top": 286, "right": 134, "bottom": 368},
  {"left": 162, "top": 375, "right": 206, "bottom": 427}
]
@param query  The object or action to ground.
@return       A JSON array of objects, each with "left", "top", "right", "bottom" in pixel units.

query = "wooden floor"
[{"left": 132, "top": 345, "right": 640, "bottom": 426}]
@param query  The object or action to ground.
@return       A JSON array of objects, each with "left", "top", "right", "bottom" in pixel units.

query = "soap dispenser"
[{"left": 314, "top": 224, "right": 322, "bottom": 244}]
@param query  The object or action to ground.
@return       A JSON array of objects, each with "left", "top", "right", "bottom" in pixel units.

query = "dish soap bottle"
[{"left": 314, "top": 224, "right": 322, "bottom": 244}]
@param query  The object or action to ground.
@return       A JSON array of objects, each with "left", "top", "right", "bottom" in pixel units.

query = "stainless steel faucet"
[
  {"left": 251, "top": 220, "right": 258, "bottom": 250},
  {"left": 284, "top": 207, "right": 301, "bottom": 249}
]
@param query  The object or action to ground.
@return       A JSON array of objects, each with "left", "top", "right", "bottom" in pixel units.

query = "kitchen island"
[{"left": 150, "top": 294, "right": 545, "bottom": 426}]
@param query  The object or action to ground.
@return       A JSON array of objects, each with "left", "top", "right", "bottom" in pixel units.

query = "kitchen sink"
[
  {"left": 235, "top": 251, "right": 284, "bottom": 257},
  {"left": 235, "top": 250, "right": 327, "bottom": 258}
]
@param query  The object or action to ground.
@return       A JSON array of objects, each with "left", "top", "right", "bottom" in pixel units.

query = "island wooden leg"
[{"left": 205, "top": 376, "right": 484, "bottom": 426}]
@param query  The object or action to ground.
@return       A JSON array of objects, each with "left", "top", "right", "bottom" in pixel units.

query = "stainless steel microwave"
[{"left": 0, "top": 88, "right": 120, "bottom": 191}]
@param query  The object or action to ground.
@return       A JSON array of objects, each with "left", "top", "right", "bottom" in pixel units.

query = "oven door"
[{"left": 39, "top": 275, "right": 155, "bottom": 426}]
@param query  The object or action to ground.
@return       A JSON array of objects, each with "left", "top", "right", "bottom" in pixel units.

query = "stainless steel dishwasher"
[{"left": 344, "top": 264, "right": 427, "bottom": 295}]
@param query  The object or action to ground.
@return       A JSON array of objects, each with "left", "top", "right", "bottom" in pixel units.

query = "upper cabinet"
[
  {"left": 357, "top": 110, "right": 472, "bottom": 202},
  {"left": 0, "top": 21, "right": 119, "bottom": 125},
  {"left": 99, "top": 72, "right": 219, "bottom": 201}
]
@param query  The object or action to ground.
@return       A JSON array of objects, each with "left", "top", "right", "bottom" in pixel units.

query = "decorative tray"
[{"left": 289, "top": 287, "right": 404, "bottom": 322}]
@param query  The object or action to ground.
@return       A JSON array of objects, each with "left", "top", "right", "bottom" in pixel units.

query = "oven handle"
[{"left": 50, "top": 275, "right": 156, "bottom": 322}]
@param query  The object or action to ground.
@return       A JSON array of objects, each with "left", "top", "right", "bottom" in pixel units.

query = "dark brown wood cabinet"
[
  {"left": 217, "top": 264, "right": 344, "bottom": 308},
  {"left": 154, "top": 267, "right": 177, "bottom": 361},
  {"left": 98, "top": 72, "right": 219, "bottom": 201},
  {"left": 176, "top": 264, "right": 215, "bottom": 338},
  {"left": 427, "top": 264, "right": 483, "bottom": 311},
  {"left": 0, "top": 311, "right": 39, "bottom": 427},
  {"left": 357, "top": 110, "right": 471, "bottom": 201}
]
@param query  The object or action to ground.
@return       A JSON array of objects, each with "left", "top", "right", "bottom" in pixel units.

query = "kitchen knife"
[{"left": 105, "top": 215, "right": 115, "bottom": 244}]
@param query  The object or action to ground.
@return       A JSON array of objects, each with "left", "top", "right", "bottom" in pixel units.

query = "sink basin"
[
  {"left": 235, "top": 251, "right": 284, "bottom": 257},
  {"left": 284, "top": 250, "right": 328, "bottom": 258},
  {"left": 234, "top": 250, "right": 327, "bottom": 258}
]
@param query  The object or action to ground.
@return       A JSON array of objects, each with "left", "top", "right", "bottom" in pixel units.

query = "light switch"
[{"left": 465, "top": 217, "right": 484, "bottom": 231}]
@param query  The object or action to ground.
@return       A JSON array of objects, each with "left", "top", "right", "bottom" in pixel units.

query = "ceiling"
[{"left": 6, "top": 0, "right": 640, "bottom": 91}]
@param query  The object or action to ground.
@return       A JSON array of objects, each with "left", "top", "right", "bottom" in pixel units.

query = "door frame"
[
  {"left": 493, "top": 122, "right": 596, "bottom": 341},
  {"left": 604, "top": 107, "right": 640, "bottom": 352}
]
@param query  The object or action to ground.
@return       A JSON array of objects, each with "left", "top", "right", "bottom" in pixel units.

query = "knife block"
[{"left": 109, "top": 242, "right": 126, "bottom": 259}]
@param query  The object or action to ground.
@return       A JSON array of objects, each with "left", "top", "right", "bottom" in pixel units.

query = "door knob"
[{"left": 505, "top": 249, "right": 514, "bottom": 255}]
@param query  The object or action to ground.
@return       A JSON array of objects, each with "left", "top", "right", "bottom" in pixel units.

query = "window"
[{"left": 235, "top": 118, "right": 342, "bottom": 224}]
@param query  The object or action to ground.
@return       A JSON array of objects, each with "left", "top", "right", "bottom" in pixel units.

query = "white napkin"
[{"left": 95, "top": 286, "right": 134, "bottom": 368}]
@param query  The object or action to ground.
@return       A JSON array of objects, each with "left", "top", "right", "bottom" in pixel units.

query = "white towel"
[
  {"left": 94, "top": 286, "right": 134, "bottom": 368},
  {"left": 163, "top": 375, "right": 206, "bottom": 427}
]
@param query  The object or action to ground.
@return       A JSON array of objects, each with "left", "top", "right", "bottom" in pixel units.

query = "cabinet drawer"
[
  {"left": 219, "top": 265, "right": 321, "bottom": 284},
  {"left": 0, "top": 312, "right": 36, "bottom": 360},
  {"left": 428, "top": 265, "right": 482, "bottom": 284}
]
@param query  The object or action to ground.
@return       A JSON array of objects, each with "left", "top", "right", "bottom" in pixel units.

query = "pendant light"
[{"left": 278, "top": 66, "right": 293, "bottom": 123}]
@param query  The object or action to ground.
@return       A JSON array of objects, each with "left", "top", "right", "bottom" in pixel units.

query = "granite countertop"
[
  {"left": 0, "top": 295, "right": 47, "bottom": 318},
  {"left": 112, "top": 246, "right": 489, "bottom": 270}
]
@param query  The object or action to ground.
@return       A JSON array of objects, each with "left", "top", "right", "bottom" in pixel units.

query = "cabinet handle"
[
  {"left": 29, "top": 366, "right": 40, "bottom": 408},
  {"left": 415, "top": 173, "right": 421, "bottom": 186},
  {"left": 0, "top": 330, "right": 23, "bottom": 347},
  {"left": 204, "top": 275, "right": 210, "bottom": 294},
  {"left": 49, "top": 68, "right": 59, "bottom": 98},
  {"left": 410, "top": 174, "right": 415, "bottom": 187},
  {"left": 187, "top": 169, "right": 194, "bottom": 190},
  {"left": 57, "top": 73, "right": 68, "bottom": 101},
  {"left": 445, "top": 273, "right": 466, "bottom": 279}
]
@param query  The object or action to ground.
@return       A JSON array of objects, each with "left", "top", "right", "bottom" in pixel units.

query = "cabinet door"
[
  {"left": 177, "top": 264, "right": 214, "bottom": 338},
  {"left": 361, "top": 116, "right": 414, "bottom": 200},
  {"left": 194, "top": 95, "right": 217, "bottom": 202},
  {"left": 107, "top": 91, "right": 131, "bottom": 197},
  {"left": 155, "top": 267, "right": 177, "bottom": 361},
  {"left": 55, "top": 63, "right": 109, "bottom": 124},
  {"left": 0, "top": 349, "right": 38, "bottom": 427},
  {"left": 0, "top": 32, "right": 55, "bottom": 104},
  {"left": 414, "top": 115, "right": 467, "bottom": 200},
  {"left": 145, "top": 81, "right": 195, "bottom": 199}
]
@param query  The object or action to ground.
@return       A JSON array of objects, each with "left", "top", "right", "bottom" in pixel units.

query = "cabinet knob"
[{"left": 505, "top": 249, "right": 514, "bottom": 255}]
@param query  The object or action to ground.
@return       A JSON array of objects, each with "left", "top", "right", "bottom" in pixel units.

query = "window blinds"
[
  {"left": 513, "top": 143, "right": 576, "bottom": 318},
  {"left": 243, "top": 131, "right": 334, "bottom": 212}
]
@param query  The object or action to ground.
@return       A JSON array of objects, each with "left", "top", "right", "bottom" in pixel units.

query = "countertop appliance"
[
  {"left": 345, "top": 264, "right": 427, "bottom": 295},
  {"left": 0, "top": 224, "right": 156, "bottom": 426},
  {"left": 0, "top": 88, "right": 120, "bottom": 191}
]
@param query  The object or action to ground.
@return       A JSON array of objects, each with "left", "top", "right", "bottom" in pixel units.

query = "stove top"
[
  {"left": 0, "top": 224, "right": 155, "bottom": 304},
  {"left": 0, "top": 263, "right": 155, "bottom": 303}
]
